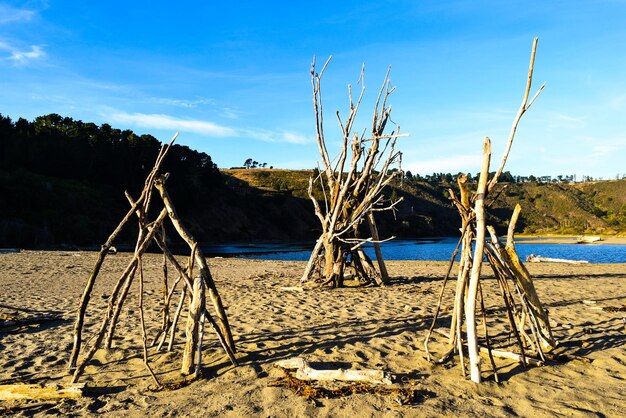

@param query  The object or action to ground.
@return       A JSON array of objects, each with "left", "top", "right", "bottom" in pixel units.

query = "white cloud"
[
  {"left": 0, "top": 42, "right": 45, "bottom": 64},
  {"left": 0, "top": 5, "right": 36, "bottom": 24},
  {"left": 241, "top": 128, "right": 311, "bottom": 144},
  {"left": 109, "top": 112, "right": 236, "bottom": 137},
  {"left": 9, "top": 45, "right": 45, "bottom": 63},
  {"left": 149, "top": 97, "right": 215, "bottom": 108},
  {"left": 105, "top": 111, "right": 311, "bottom": 144}
]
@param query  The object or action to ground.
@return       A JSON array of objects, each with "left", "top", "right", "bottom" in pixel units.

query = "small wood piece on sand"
[
  {"left": 0, "top": 383, "right": 84, "bottom": 401},
  {"left": 275, "top": 357, "right": 393, "bottom": 385}
]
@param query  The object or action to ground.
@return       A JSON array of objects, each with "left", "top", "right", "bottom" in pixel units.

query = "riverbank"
[
  {"left": 516, "top": 234, "right": 626, "bottom": 245},
  {"left": 1, "top": 251, "right": 625, "bottom": 416}
]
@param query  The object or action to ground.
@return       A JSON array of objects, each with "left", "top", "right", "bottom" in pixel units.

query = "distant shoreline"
[{"left": 516, "top": 234, "right": 626, "bottom": 245}]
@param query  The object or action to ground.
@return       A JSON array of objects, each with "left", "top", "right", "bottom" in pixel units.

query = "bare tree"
[{"left": 301, "top": 57, "right": 406, "bottom": 288}]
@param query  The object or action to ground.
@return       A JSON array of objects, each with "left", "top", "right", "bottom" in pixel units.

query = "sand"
[{"left": 1, "top": 250, "right": 624, "bottom": 417}]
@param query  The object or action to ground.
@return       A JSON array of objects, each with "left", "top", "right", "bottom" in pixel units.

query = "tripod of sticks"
[
  {"left": 67, "top": 134, "right": 237, "bottom": 387},
  {"left": 423, "top": 38, "right": 556, "bottom": 383}
]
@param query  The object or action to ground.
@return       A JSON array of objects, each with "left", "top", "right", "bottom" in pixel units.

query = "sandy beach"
[{"left": 1, "top": 251, "right": 625, "bottom": 417}]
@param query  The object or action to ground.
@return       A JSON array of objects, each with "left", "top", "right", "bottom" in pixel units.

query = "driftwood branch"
[
  {"left": 488, "top": 38, "right": 543, "bottom": 193},
  {"left": 465, "top": 136, "right": 491, "bottom": 383},
  {"left": 275, "top": 357, "right": 392, "bottom": 385},
  {"left": 0, "top": 383, "right": 84, "bottom": 401}
]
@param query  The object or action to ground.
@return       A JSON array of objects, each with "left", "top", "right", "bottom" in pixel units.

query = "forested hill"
[
  {"left": 1, "top": 113, "right": 625, "bottom": 248},
  {"left": 224, "top": 169, "right": 626, "bottom": 239}
]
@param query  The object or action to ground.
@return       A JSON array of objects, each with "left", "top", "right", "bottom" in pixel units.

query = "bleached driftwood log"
[
  {"left": 275, "top": 357, "right": 393, "bottom": 385},
  {"left": 182, "top": 276, "right": 205, "bottom": 375},
  {"left": 526, "top": 255, "right": 589, "bottom": 264},
  {"left": 0, "top": 383, "right": 84, "bottom": 401},
  {"left": 465, "top": 136, "right": 492, "bottom": 383}
]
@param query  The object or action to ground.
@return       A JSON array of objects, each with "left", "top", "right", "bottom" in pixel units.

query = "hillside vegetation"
[
  {"left": 225, "top": 168, "right": 626, "bottom": 238},
  {"left": 1, "top": 113, "right": 624, "bottom": 248}
]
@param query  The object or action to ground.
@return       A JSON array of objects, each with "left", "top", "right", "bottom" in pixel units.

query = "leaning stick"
[
  {"left": 69, "top": 201, "right": 142, "bottom": 369},
  {"left": 479, "top": 281, "right": 499, "bottom": 383},
  {"left": 166, "top": 289, "right": 187, "bottom": 352},
  {"left": 195, "top": 311, "right": 206, "bottom": 378},
  {"left": 424, "top": 231, "right": 465, "bottom": 362},
  {"left": 138, "top": 258, "right": 161, "bottom": 387},
  {"left": 105, "top": 192, "right": 151, "bottom": 349},
  {"left": 488, "top": 38, "right": 544, "bottom": 193},
  {"left": 466, "top": 136, "right": 492, "bottom": 384},
  {"left": 104, "top": 262, "right": 139, "bottom": 348},
  {"left": 182, "top": 276, "right": 204, "bottom": 375},
  {"left": 157, "top": 227, "right": 170, "bottom": 345},
  {"left": 366, "top": 211, "right": 389, "bottom": 284},
  {"left": 203, "top": 307, "right": 238, "bottom": 367}
]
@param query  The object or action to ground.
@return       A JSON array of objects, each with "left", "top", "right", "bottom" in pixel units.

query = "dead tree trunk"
[{"left": 301, "top": 57, "right": 405, "bottom": 288}]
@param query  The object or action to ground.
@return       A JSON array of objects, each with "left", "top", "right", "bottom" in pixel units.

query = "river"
[{"left": 201, "top": 237, "right": 626, "bottom": 264}]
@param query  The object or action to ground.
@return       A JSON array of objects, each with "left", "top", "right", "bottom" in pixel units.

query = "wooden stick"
[
  {"left": 203, "top": 307, "right": 238, "bottom": 367},
  {"left": 156, "top": 226, "right": 170, "bottom": 345},
  {"left": 156, "top": 243, "right": 238, "bottom": 366},
  {"left": 300, "top": 237, "right": 324, "bottom": 283},
  {"left": 479, "top": 281, "right": 499, "bottom": 383},
  {"left": 487, "top": 225, "right": 556, "bottom": 350},
  {"left": 366, "top": 211, "right": 389, "bottom": 284},
  {"left": 424, "top": 231, "right": 464, "bottom": 362},
  {"left": 488, "top": 38, "right": 543, "bottom": 193},
  {"left": 466, "top": 136, "right": 492, "bottom": 383},
  {"left": 182, "top": 276, "right": 205, "bottom": 375},
  {"left": 104, "top": 263, "right": 139, "bottom": 349},
  {"left": 195, "top": 310, "right": 206, "bottom": 378},
  {"left": 138, "top": 258, "right": 161, "bottom": 387},
  {"left": 166, "top": 289, "right": 186, "bottom": 352}
]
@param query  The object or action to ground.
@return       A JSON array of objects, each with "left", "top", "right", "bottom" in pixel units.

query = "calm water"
[{"left": 202, "top": 237, "right": 626, "bottom": 264}]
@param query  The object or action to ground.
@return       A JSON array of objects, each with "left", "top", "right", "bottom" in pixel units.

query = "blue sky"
[{"left": 1, "top": 1, "right": 625, "bottom": 179}]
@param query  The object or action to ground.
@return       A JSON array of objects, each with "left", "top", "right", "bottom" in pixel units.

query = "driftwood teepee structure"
[
  {"left": 424, "top": 38, "right": 556, "bottom": 383},
  {"left": 301, "top": 57, "right": 406, "bottom": 288},
  {"left": 67, "top": 134, "right": 237, "bottom": 387}
]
